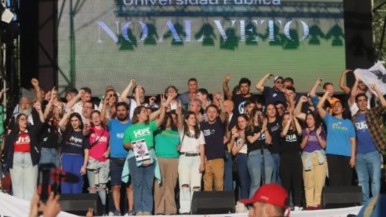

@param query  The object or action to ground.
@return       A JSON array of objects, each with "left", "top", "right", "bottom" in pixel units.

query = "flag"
[{"left": 354, "top": 61, "right": 386, "bottom": 95}]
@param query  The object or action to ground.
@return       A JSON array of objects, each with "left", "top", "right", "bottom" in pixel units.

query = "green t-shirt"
[
  {"left": 155, "top": 130, "right": 180, "bottom": 158},
  {"left": 123, "top": 120, "right": 158, "bottom": 148}
]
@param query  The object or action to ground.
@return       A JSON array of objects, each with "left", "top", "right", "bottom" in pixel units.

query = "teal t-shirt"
[
  {"left": 155, "top": 130, "right": 180, "bottom": 158},
  {"left": 324, "top": 113, "right": 356, "bottom": 156},
  {"left": 123, "top": 120, "right": 158, "bottom": 148}
]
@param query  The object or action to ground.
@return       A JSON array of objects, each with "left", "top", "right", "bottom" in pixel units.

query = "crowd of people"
[{"left": 0, "top": 70, "right": 385, "bottom": 216}]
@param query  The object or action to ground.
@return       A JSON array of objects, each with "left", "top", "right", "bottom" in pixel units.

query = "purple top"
[{"left": 302, "top": 129, "right": 325, "bottom": 153}]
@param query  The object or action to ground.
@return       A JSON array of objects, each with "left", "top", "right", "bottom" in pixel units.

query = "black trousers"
[
  {"left": 280, "top": 153, "right": 303, "bottom": 207},
  {"left": 326, "top": 154, "right": 353, "bottom": 186}
]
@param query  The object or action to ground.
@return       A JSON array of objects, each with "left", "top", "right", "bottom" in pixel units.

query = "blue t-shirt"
[
  {"left": 324, "top": 113, "right": 355, "bottom": 156},
  {"left": 109, "top": 119, "right": 132, "bottom": 158},
  {"left": 62, "top": 131, "right": 90, "bottom": 155},
  {"left": 354, "top": 113, "right": 377, "bottom": 154}
]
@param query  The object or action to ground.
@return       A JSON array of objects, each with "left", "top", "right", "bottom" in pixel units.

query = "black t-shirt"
[
  {"left": 281, "top": 129, "right": 301, "bottom": 155},
  {"left": 39, "top": 122, "right": 59, "bottom": 149},
  {"left": 232, "top": 94, "right": 258, "bottom": 117},
  {"left": 62, "top": 131, "right": 90, "bottom": 154},
  {"left": 267, "top": 118, "right": 282, "bottom": 154},
  {"left": 262, "top": 86, "right": 286, "bottom": 105},
  {"left": 201, "top": 119, "right": 226, "bottom": 160},
  {"left": 246, "top": 126, "right": 268, "bottom": 153}
]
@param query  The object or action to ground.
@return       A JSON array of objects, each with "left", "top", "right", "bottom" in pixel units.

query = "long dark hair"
[
  {"left": 305, "top": 112, "right": 322, "bottom": 131},
  {"left": 62, "top": 112, "right": 84, "bottom": 144},
  {"left": 265, "top": 103, "right": 279, "bottom": 120},
  {"left": 183, "top": 111, "right": 200, "bottom": 139},
  {"left": 161, "top": 111, "right": 178, "bottom": 131}
]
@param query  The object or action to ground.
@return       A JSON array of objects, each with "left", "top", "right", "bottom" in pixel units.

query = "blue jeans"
[
  {"left": 61, "top": 153, "right": 84, "bottom": 194},
  {"left": 235, "top": 153, "right": 250, "bottom": 200},
  {"left": 271, "top": 153, "right": 281, "bottom": 184},
  {"left": 39, "top": 148, "right": 59, "bottom": 167},
  {"left": 129, "top": 157, "right": 155, "bottom": 213},
  {"left": 223, "top": 151, "right": 234, "bottom": 191},
  {"left": 247, "top": 149, "right": 274, "bottom": 197},
  {"left": 355, "top": 151, "right": 382, "bottom": 203}
]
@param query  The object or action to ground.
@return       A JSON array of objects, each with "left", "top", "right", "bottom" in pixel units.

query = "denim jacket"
[
  {"left": 301, "top": 149, "right": 326, "bottom": 171},
  {"left": 121, "top": 149, "right": 161, "bottom": 184}
]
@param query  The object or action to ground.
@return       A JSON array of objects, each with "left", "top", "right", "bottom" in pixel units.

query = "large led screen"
[{"left": 58, "top": 0, "right": 345, "bottom": 95}]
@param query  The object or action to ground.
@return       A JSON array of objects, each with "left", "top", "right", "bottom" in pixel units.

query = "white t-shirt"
[
  {"left": 348, "top": 90, "right": 373, "bottom": 116},
  {"left": 179, "top": 129, "right": 205, "bottom": 153}
]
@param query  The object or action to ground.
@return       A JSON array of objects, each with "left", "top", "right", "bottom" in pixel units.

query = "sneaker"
[
  {"left": 293, "top": 206, "right": 303, "bottom": 211},
  {"left": 113, "top": 209, "right": 121, "bottom": 216},
  {"left": 235, "top": 201, "right": 248, "bottom": 213},
  {"left": 124, "top": 210, "right": 135, "bottom": 216},
  {"left": 142, "top": 211, "right": 152, "bottom": 216},
  {"left": 136, "top": 211, "right": 143, "bottom": 216}
]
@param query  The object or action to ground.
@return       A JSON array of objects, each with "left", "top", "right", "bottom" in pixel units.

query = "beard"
[
  {"left": 117, "top": 113, "right": 128, "bottom": 121},
  {"left": 20, "top": 108, "right": 32, "bottom": 117}
]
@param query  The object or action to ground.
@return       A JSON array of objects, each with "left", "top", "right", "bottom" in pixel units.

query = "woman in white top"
[{"left": 176, "top": 109, "right": 205, "bottom": 214}]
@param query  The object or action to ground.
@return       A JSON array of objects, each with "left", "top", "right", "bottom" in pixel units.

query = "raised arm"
[
  {"left": 31, "top": 78, "right": 42, "bottom": 103},
  {"left": 120, "top": 79, "right": 136, "bottom": 104},
  {"left": 316, "top": 90, "right": 329, "bottom": 119},
  {"left": 339, "top": 69, "right": 351, "bottom": 95},
  {"left": 223, "top": 74, "right": 232, "bottom": 100},
  {"left": 66, "top": 89, "right": 83, "bottom": 109},
  {"left": 176, "top": 101, "right": 184, "bottom": 130},
  {"left": 58, "top": 112, "right": 71, "bottom": 132},
  {"left": 213, "top": 93, "right": 226, "bottom": 123},
  {"left": 293, "top": 114, "right": 302, "bottom": 135},
  {"left": 310, "top": 78, "right": 322, "bottom": 98},
  {"left": 294, "top": 96, "right": 307, "bottom": 120},
  {"left": 280, "top": 114, "right": 292, "bottom": 137},
  {"left": 349, "top": 77, "right": 359, "bottom": 105},
  {"left": 155, "top": 95, "right": 172, "bottom": 127},
  {"left": 100, "top": 96, "right": 109, "bottom": 126},
  {"left": 255, "top": 73, "right": 273, "bottom": 93},
  {"left": 370, "top": 84, "right": 386, "bottom": 108}
]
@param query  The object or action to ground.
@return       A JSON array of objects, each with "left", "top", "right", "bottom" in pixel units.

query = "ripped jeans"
[{"left": 178, "top": 155, "right": 202, "bottom": 213}]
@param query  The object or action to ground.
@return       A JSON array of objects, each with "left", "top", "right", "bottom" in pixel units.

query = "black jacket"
[{"left": 3, "top": 109, "right": 43, "bottom": 169}]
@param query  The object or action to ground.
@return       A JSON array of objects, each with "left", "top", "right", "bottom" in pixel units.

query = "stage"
[{"left": 0, "top": 192, "right": 361, "bottom": 217}]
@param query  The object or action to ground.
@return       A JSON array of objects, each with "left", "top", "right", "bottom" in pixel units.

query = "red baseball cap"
[{"left": 240, "top": 183, "right": 289, "bottom": 208}]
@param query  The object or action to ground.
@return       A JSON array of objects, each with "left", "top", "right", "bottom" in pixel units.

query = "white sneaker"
[
  {"left": 235, "top": 201, "right": 248, "bottom": 213},
  {"left": 293, "top": 206, "right": 303, "bottom": 211}
]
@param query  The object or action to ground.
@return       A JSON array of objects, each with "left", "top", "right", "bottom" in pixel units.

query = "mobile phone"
[
  {"left": 171, "top": 102, "right": 177, "bottom": 110},
  {"left": 37, "top": 163, "right": 57, "bottom": 202}
]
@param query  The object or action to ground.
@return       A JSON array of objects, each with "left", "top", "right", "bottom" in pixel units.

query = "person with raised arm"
[
  {"left": 255, "top": 73, "right": 286, "bottom": 105},
  {"left": 279, "top": 107, "right": 303, "bottom": 211},
  {"left": 224, "top": 74, "right": 257, "bottom": 117},
  {"left": 310, "top": 78, "right": 339, "bottom": 114},
  {"left": 58, "top": 111, "right": 89, "bottom": 194},
  {"left": 3, "top": 102, "right": 43, "bottom": 200},
  {"left": 176, "top": 100, "right": 206, "bottom": 214},
  {"left": 101, "top": 95, "right": 133, "bottom": 215},
  {"left": 316, "top": 88, "right": 356, "bottom": 187},
  {"left": 122, "top": 94, "right": 172, "bottom": 215},
  {"left": 352, "top": 84, "right": 386, "bottom": 203},
  {"left": 347, "top": 73, "right": 373, "bottom": 116}
]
